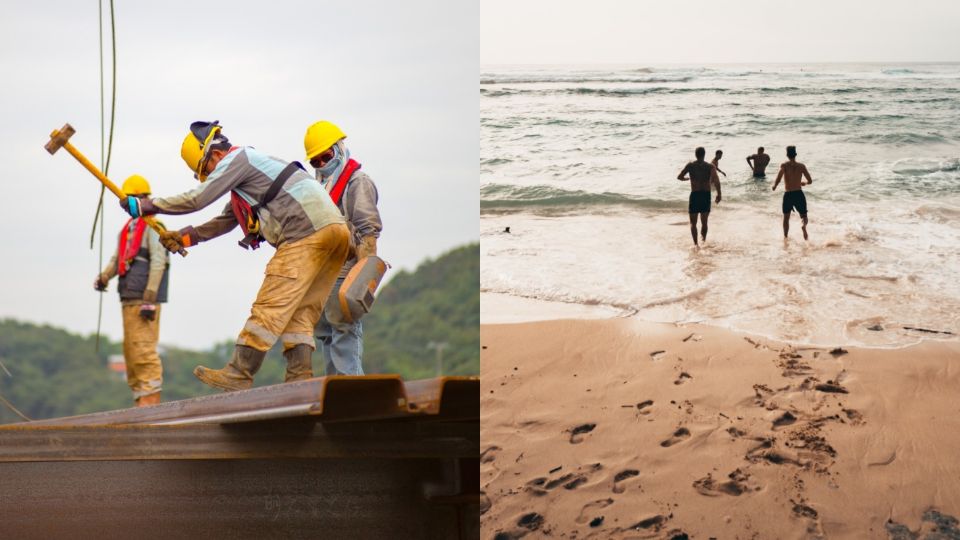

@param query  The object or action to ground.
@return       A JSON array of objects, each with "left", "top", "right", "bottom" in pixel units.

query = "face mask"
[{"left": 316, "top": 144, "right": 343, "bottom": 180}]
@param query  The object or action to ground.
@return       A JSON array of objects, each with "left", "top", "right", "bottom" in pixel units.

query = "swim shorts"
[
  {"left": 689, "top": 191, "right": 711, "bottom": 214},
  {"left": 753, "top": 172, "right": 766, "bottom": 178},
  {"left": 782, "top": 190, "right": 807, "bottom": 216}
]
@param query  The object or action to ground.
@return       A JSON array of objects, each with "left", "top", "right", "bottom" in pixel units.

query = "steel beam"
[
  {"left": 11, "top": 376, "right": 478, "bottom": 427},
  {"left": 0, "top": 457, "right": 476, "bottom": 539}
]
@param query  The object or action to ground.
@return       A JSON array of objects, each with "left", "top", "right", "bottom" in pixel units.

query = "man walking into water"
[
  {"left": 747, "top": 147, "right": 771, "bottom": 178},
  {"left": 677, "top": 147, "right": 722, "bottom": 247},
  {"left": 772, "top": 145, "right": 813, "bottom": 240},
  {"left": 711, "top": 149, "right": 727, "bottom": 177}
]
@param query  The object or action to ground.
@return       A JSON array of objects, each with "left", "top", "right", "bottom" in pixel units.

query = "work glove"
[
  {"left": 119, "top": 196, "right": 158, "bottom": 218},
  {"left": 139, "top": 303, "right": 157, "bottom": 321},
  {"left": 159, "top": 230, "right": 185, "bottom": 253},
  {"left": 93, "top": 273, "right": 109, "bottom": 292},
  {"left": 356, "top": 235, "right": 378, "bottom": 260},
  {"left": 159, "top": 226, "right": 197, "bottom": 253},
  {"left": 143, "top": 289, "right": 158, "bottom": 303}
]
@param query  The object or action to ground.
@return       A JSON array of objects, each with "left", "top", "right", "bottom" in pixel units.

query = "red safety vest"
[
  {"left": 117, "top": 218, "right": 148, "bottom": 276},
  {"left": 328, "top": 159, "right": 361, "bottom": 206}
]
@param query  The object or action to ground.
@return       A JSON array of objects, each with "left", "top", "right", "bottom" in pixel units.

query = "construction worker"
[
  {"left": 118, "top": 121, "right": 349, "bottom": 391},
  {"left": 95, "top": 175, "right": 169, "bottom": 407},
  {"left": 304, "top": 121, "right": 382, "bottom": 375}
]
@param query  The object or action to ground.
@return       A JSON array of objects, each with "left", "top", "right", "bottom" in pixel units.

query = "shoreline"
[
  {"left": 481, "top": 291, "right": 958, "bottom": 351},
  {"left": 480, "top": 316, "right": 960, "bottom": 539}
]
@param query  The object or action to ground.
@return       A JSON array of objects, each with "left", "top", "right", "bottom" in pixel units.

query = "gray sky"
[
  {"left": 482, "top": 0, "right": 960, "bottom": 64},
  {"left": 0, "top": 1, "right": 477, "bottom": 349}
]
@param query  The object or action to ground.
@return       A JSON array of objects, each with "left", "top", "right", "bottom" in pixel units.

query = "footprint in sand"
[
  {"left": 791, "top": 500, "right": 818, "bottom": 519},
  {"left": 481, "top": 445, "right": 502, "bottom": 464},
  {"left": 650, "top": 350, "right": 667, "bottom": 361},
  {"left": 693, "top": 469, "right": 752, "bottom": 497},
  {"left": 727, "top": 426, "right": 747, "bottom": 438},
  {"left": 843, "top": 408, "right": 864, "bottom": 425},
  {"left": 575, "top": 498, "right": 614, "bottom": 524},
  {"left": 630, "top": 514, "right": 667, "bottom": 532},
  {"left": 612, "top": 469, "right": 640, "bottom": 494},
  {"left": 673, "top": 372, "right": 693, "bottom": 385},
  {"left": 637, "top": 400, "right": 654, "bottom": 415},
  {"left": 568, "top": 423, "right": 596, "bottom": 444},
  {"left": 529, "top": 463, "right": 603, "bottom": 495},
  {"left": 660, "top": 427, "right": 691, "bottom": 447},
  {"left": 773, "top": 411, "right": 798, "bottom": 429},
  {"left": 517, "top": 512, "right": 544, "bottom": 531},
  {"left": 814, "top": 381, "right": 849, "bottom": 394}
]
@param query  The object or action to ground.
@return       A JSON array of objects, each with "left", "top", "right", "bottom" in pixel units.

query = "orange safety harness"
[
  {"left": 328, "top": 158, "right": 361, "bottom": 206},
  {"left": 229, "top": 157, "right": 306, "bottom": 250},
  {"left": 117, "top": 218, "right": 148, "bottom": 276}
]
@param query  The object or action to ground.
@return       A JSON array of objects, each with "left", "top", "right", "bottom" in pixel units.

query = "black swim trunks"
[
  {"left": 689, "top": 191, "right": 711, "bottom": 214},
  {"left": 782, "top": 190, "right": 807, "bottom": 216},
  {"left": 753, "top": 172, "right": 766, "bottom": 179}
]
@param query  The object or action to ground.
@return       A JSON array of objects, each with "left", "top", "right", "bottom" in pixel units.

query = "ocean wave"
[
  {"left": 846, "top": 132, "right": 951, "bottom": 145},
  {"left": 480, "top": 76, "right": 693, "bottom": 85},
  {"left": 881, "top": 68, "right": 920, "bottom": 75},
  {"left": 480, "top": 183, "right": 682, "bottom": 210},
  {"left": 892, "top": 158, "right": 960, "bottom": 176},
  {"left": 480, "top": 85, "right": 928, "bottom": 99},
  {"left": 481, "top": 157, "right": 513, "bottom": 166}
]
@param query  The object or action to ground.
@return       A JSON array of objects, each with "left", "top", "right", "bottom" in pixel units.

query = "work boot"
[
  {"left": 136, "top": 392, "right": 162, "bottom": 407},
  {"left": 283, "top": 344, "right": 315, "bottom": 382},
  {"left": 194, "top": 345, "right": 266, "bottom": 392}
]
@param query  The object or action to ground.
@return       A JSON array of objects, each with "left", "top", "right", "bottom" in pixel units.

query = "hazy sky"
[
  {"left": 0, "top": 1, "right": 477, "bottom": 349},
  {"left": 482, "top": 0, "right": 960, "bottom": 64}
]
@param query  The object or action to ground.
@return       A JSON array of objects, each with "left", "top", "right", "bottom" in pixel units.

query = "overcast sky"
[
  {"left": 0, "top": 1, "right": 477, "bottom": 349},
  {"left": 482, "top": 0, "right": 960, "bottom": 64}
]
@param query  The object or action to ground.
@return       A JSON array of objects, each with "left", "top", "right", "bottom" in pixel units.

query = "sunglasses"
[{"left": 310, "top": 149, "right": 336, "bottom": 169}]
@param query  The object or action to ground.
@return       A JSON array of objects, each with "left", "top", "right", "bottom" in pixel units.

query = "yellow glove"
[
  {"left": 356, "top": 235, "right": 378, "bottom": 259},
  {"left": 159, "top": 230, "right": 185, "bottom": 253}
]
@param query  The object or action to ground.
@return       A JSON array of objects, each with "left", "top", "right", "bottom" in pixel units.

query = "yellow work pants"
[
  {"left": 121, "top": 303, "right": 163, "bottom": 399},
  {"left": 238, "top": 223, "right": 350, "bottom": 353}
]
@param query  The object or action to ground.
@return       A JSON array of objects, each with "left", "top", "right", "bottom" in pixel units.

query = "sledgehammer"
[{"left": 45, "top": 123, "right": 187, "bottom": 256}]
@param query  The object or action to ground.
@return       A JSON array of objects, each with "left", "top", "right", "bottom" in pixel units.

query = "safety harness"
[
  {"left": 327, "top": 158, "right": 361, "bottom": 206},
  {"left": 230, "top": 161, "right": 305, "bottom": 250},
  {"left": 117, "top": 218, "right": 148, "bottom": 276}
]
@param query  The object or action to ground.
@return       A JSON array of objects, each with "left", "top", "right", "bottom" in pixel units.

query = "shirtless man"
[
  {"left": 711, "top": 149, "right": 727, "bottom": 177},
  {"left": 746, "top": 147, "right": 771, "bottom": 178},
  {"left": 677, "top": 147, "right": 722, "bottom": 246},
  {"left": 772, "top": 145, "right": 813, "bottom": 240}
]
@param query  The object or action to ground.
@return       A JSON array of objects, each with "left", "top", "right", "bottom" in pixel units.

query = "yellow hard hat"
[
  {"left": 304, "top": 121, "right": 346, "bottom": 160},
  {"left": 180, "top": 121, "right": 222, "bottom": 181},
  {"left": 121, "top": 174, "right": 151, "bottom": 196}
]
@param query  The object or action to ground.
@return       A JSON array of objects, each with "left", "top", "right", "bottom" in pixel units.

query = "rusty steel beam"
[
  {"left": 12, "top": 376, "right": 478, "bottom": 428},
  {"left": 0, "top": 377, "right": 481, "bottom": 539},
  {"left": 406, "top": 377, "right": 480, "bottom": 420},
  {"left": 0, "top": 457, "right": 478, "bottom": 539},
  {"left": 0, "top": 420, "right": 478, "bottom": 462},
  {"left": 17, "top": 376, "right": 405, "bottom": 427}
]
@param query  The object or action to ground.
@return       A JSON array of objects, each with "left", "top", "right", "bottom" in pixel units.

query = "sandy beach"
[{"left": 480, "top": 304, "right": 960, "bottom": 539}]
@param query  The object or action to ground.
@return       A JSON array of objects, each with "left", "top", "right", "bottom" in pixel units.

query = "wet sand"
[{"left": 481, "top": 317, "right": 960, "bottom": 539}]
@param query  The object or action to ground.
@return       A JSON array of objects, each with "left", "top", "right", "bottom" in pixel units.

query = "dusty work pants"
[
  {"left": 121, "top": 303, "right": 163, "bottom": 400},
  {"left": 238, "top": 223, "right": 351, "bottom": 353},
  {"left": 315, "top": 277, "right": 365, "bottom": 375}
]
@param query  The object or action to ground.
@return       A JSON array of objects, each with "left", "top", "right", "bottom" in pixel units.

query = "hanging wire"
[
  {"left": 0, "top": 393, "right": 31, "bottom": 422},
  {"left": 91, "top": 0, "right": 117, "bottom": 352}
]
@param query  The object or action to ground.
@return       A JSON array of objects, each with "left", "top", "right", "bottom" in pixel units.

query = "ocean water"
[{"left": 480, "top": 63, "right": 960, "bottom": 347}]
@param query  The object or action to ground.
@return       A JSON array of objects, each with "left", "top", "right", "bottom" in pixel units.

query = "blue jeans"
[{"left": 315, "top": 277, "right": 365, "bottom": 375}]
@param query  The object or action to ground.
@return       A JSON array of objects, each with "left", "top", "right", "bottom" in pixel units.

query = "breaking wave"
[{"left": 480, "top": 184, "right": 681, "bottom": 210}]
